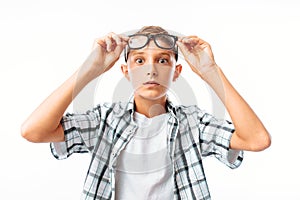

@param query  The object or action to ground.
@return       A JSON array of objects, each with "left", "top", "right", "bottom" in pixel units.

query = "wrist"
[
  {"left": 77, "top": 59, "right": 106, "bottom": 85},
  {"left": 200, "top": 64, "right": 220, "bottom": 83}
]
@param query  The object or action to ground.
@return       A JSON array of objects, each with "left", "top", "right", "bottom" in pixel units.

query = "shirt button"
[{"left": 129, "top": 129, "right": 134, "bottom": 133}]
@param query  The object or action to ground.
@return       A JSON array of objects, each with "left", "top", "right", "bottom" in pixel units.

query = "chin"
[{"left": 134, "top": 90, "right": 167, "bottom": 101}]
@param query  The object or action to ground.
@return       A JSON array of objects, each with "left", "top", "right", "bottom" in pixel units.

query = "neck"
[{"left": 134, "top": 95, "right": 167, "bottom": 118}]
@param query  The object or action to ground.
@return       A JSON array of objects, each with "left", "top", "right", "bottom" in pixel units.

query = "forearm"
[
  {"left": 21, "top": 61, "right": 101, "bottom": 143},
  {"left": 21, "top": 34, "right": 127, "bottom": 143},
  {"left": 203, "top": 66, "right": 271, "bottom": 151}
]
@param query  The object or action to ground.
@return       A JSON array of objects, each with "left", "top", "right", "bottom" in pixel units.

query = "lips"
[{"left": 143, "top": 81, "right": 160, "bottom": 85}]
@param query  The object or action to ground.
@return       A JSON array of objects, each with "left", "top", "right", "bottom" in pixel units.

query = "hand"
[
  {"left": 176, "top": 36, "right": 217, "bottom": 79},
  {"left": 95, "top": 32, "right": 128, "bottom": 70},
  {"left": 80, "top": 32, "right": 128, "bottom": 81}
]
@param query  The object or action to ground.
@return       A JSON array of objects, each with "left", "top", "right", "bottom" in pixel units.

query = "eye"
[
  {"left": 158, "top": 58, "right": 168, "bottom": 64},
  {"left": 135, "top": 58, "right": 144, "bottom": 64}
]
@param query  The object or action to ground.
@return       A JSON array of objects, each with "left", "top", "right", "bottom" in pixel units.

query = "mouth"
[{"left": 143, "top": 81, "right": 160, "bottom": 86}]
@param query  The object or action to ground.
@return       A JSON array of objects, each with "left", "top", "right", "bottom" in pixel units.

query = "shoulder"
[
  {"left": 173, "top": 104, "right": 205, "bottom": 116},
  {"left": 171, "top": 104, "right": 217, "bottom": 127},
  {"left": 93, "top": 101, "right": 131, "bottom": 117}
]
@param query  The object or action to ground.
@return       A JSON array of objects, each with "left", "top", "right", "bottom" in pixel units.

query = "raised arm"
[
  {"left": 177, "top": 36, "right": 271, "bottom": 151},
  {"left": 21, "top": 33, "right": 128, "bottom": 143}
]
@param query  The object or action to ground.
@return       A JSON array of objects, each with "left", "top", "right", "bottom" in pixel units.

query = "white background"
[{"left": 1, "top": 0, "right": 299, "bottom": 199}]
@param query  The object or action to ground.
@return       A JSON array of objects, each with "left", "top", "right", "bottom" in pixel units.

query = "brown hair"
[{"left": 135, "top": 26, "right": 169, "bottom": 35}]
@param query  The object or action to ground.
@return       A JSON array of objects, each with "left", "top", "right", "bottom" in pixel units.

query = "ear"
[
  {"left": 121, "top": 64, "right": 130, "bottom": 81},
  {"left": 173, "top": 64, "right": 182, "bottom": 81}
]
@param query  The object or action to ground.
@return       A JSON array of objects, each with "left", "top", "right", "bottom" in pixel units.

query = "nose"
[{"left": 146, "top": 64, "right": 158, "bottom": 77}]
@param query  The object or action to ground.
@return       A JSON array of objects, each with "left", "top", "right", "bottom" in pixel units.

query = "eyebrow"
[
  {"left": 130, "top": 51, "right": 145, "bottom": 56},
  {"left": 130, "top": 51, "right": 173, "bottom": 57}
]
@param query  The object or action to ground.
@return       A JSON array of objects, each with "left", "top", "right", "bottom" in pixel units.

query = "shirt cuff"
[{"left": 50, "top": 141, "right": 68, "bottom": 160}]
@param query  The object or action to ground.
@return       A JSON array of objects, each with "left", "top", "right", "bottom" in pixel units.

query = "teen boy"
[{"left": 21, "top": 26, "right": 271, "bottom": 199}]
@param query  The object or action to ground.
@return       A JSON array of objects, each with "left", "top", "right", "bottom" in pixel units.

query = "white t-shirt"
[{"left": 115, "top": 112, "right": 174, "bottom": 200}]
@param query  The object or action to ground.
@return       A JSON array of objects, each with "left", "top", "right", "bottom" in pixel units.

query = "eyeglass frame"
[{"left": 124, "top": 33, "right": 178, "bottom": 62}]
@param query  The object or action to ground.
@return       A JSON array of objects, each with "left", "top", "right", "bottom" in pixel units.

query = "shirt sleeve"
[
  {"left": 50, "top": 105, "right": 102, "bottom": 160},
  {"left": 198, "top": 111, "right": 243, "bottom": 169}
]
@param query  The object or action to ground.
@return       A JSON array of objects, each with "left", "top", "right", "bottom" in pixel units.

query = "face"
[{"left": 122, "top": 41, "right": 182, "bottom": 101}]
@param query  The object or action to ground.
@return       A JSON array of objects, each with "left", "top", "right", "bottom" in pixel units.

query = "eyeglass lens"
[
  {"left": 128, "top": 35, "right": 175, "bottom": 49},
  {"left": 155, "top": 35, "right": 175, "bottom": 49},
  {"left": 128, "top": 35, "right": 148, "bottom": 49}
]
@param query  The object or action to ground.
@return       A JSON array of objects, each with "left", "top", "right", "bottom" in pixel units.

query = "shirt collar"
[{"left": 121, "top": 95, "right": 177, "bottom": 118}]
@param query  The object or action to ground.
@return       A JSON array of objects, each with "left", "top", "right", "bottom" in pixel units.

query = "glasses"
[
  {"left": 124, "top": 34, "right": 178, "bottom": 61},
  {"left": 128, "top": 34, "right": 178, "bottom": 49}
]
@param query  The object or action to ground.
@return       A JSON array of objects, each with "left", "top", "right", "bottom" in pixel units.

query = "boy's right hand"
[{"left": 80, "top": 32, "right": 128, "bottom": 81}]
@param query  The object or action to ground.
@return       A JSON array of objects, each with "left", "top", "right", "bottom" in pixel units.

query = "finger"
[
  {"left": 178, "top": 38, "right": 196, "bottom": 52},
  {"left": 182, "top": 37, "right": 210, "bottom": 52},
  {"left": 180, "top": 37, "right": 191, "bottom": 43},
  {"left": 197, "top": 37, "right": 208, "bottom": 43},
  {"left": 193, "top": 38, "right": 211, "bottom": 49},
  {"left": 96, "top": 37, "right": 107, "bottom": 49},
  {"left": 118, "top": 34, "right": 129, "bottom": 49},
  {"left": 110, "top": 32, "right": 121, "bottom": 50},
  {"left": 180, "top": 38, "right": 195, "bottom": 48},
  {"left": 176, "top": 40, "right": 192, "bottom": 56},
  {"left": 118, "top": 34, "right": 129, "bottom": 42},
  {"left": 111, "top": 33, "right": 121, "bottom": 45},
  {"left": 107, "top": 33, "right": 119, "bottom": 52},
  {"left": 181, "top": 36, "right": 207, "bottom": 45},
  {"left": 111, "top": 34, "right": 127, "bottom": 54},
  {"left": 184, "top": 37, "right": 199, "bottom": 45},
  {"left": 179, "top": 35, "right": 198, "bottom": 41},
  {"left": 186, "top": 35, "right": 199, "bottom": 39},
  {"left": 105, "top": 36, "right": 113, "bottom": 52}
]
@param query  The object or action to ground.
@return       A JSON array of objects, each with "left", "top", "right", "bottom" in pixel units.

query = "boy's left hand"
[{"left": 177, "top": 36, "right": 218, "bottom": 79}]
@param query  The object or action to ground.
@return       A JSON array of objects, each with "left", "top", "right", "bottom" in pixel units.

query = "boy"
[{"left": 21, "top": 26, "right": 271, "bottom": 199}]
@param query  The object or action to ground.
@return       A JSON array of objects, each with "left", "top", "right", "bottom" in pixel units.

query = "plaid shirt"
[{"left": 50, "top": 99, "right": 243, "bottom": 200}]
